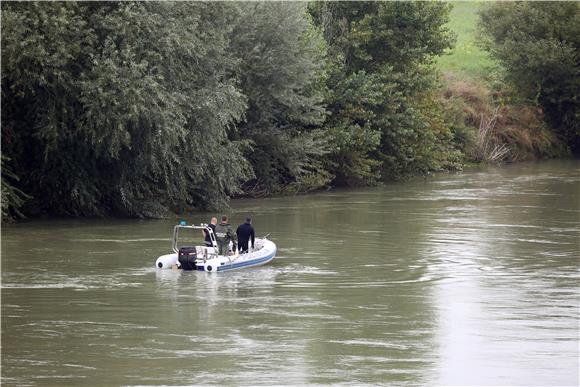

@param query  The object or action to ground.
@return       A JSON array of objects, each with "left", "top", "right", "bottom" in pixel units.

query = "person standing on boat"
[
  {"left": 214, "top": 215, "right": 237, "bottom": 255},
  {"left": 203, "top": 217, "right": 218, "bottom": 247},
  {"left": 236, "top": 217, "right": 255, "bottom": 254}
]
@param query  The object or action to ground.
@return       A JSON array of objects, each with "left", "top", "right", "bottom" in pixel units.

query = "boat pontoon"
[{"left": 155, "top": 223, "right": 276, "bottom": 272}]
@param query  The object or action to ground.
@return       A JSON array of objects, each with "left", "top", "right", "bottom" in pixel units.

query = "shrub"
[
  {"left": 478, "top": 2, "right": 580, "bottom": 153},
  {"left": 440, "top": 73, "right": 566, "bottom": 163}
]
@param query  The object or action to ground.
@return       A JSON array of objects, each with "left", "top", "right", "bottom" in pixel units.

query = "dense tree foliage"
[
  {"left": 1, "top": 1, "right": 466, "bottom": 219},
  {"left": 228, "top": 2, "right": 330, "bottom": 196},
  {"left": 2, "top": 2, "right": 251, "bottom": 218},
  {"left": 478, "top": 2, "right": 580, "bottom": 154},
  {"left": 1, "top": 155, "right": 31, "bottom": 220},
  {"left": 310, "top": 1, "right": 461, "bottom": 183}
]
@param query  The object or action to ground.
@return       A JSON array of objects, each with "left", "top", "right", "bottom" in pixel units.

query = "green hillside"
[{"left": 437, "top": 1, "right": 494, "bottom": 78}]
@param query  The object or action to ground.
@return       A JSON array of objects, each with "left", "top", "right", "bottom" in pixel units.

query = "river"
[{"left": 2, "top": 160, "right": 579, "bottom": 386}]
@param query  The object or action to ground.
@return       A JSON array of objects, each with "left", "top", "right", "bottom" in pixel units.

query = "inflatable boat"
[{"left": 155, "top": 223, "right": 276, "bottom": 272}]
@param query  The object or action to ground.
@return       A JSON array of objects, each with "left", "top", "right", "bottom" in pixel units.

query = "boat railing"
[{"left": 172, "top": 224, "right": 218, "bottom": 253}]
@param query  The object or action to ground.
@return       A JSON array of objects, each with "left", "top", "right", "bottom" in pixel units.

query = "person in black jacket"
[
  {"left": 236, "top": 217, "right": 255, "bottom": 254},
  {"left": 203, "top": 217, "right": 218, "bottom": 247}
]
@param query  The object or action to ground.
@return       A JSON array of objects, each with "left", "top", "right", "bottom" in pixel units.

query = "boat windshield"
[{"left": 172, "top": 224, "right": 217, "bottom": 253}]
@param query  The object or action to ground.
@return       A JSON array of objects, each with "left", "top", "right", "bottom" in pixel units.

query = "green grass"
[{"left": 437, "top": 1, "right": 495, "bottom": 79}]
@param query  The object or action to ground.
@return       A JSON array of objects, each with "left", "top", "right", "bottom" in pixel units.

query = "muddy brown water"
[{"left": 2, "top": 160, "right": 578, "bottom": 385}]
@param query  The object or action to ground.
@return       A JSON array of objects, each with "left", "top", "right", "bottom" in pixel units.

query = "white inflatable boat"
[{"left": 155, "top": 223, "right": 276, "bottom": 272}]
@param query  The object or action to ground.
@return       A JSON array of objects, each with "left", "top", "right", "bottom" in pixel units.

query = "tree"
[
  {"left": 1, "top": 1, "right": 466, "bottom": 220},
  {"left": 478, "top": 2, "right": 580, "bottom": 153},
  {"left": 1, "top": 2, "right": 251, "bottom": 217},
  {"left": 228, "top": 2, "right": 330, "bottom": 195},
  {"left": 310, "top": 1, "right": 459, "bottom": 183}
]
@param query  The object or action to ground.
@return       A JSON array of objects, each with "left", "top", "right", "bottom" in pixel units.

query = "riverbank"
[
  {"left": 4, "top": 159, "right": 576, "bottom": 225},
  {"left": 436, "top": 2, "right": 568, "bottom": 166},
  {"left": 2, "top": 2, "right": 575, "bottom": 222}
]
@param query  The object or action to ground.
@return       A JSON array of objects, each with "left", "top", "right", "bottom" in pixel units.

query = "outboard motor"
[{"left": 178, "top": 246, "right": 197, "bottom": 271}]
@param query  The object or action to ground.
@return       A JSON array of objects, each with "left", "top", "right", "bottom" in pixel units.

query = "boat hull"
[{"left": 155, "top": 239, "right": 276, "bottom": 272}]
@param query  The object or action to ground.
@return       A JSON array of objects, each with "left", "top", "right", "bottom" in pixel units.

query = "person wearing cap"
[
  {"left": 214, "top": 215, "right": 237, "bottom": 255},
  {"left": 236, "top": 217, "right": 255, "bottom": 254}
]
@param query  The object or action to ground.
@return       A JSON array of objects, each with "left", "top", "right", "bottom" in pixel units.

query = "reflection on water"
[{"left": 2, "top": 160, "right": 579, "bottom": 385}]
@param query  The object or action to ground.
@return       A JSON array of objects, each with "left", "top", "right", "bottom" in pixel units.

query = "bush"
[
  {"left": 440, "top": 72, "right": 566, "bottom": 163},
  {"left": 478, "top": 2, "right": 580, "bottom": 153}
]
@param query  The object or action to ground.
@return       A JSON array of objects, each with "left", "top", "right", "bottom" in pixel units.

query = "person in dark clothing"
[
  {"left": 214, "top": 215, "right": 237, "bottom": 255},
  {"left": 203, "top": 217, "right": 218, "bottom": 247},
  {"left": 236, "top": 217, "right": 255, "bottom": 254}
]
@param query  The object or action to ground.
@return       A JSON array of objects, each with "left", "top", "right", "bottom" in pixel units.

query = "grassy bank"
[
  {"left": 437, "top": 1, "right": 565, "bottom": 164},
  {"left": 436, "top": 1, "right": 494, "bottom": 79}
]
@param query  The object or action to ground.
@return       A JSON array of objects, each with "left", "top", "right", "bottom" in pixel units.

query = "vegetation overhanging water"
[{"left": 1, "top": 2, "right": 578, "bottom": 221}]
